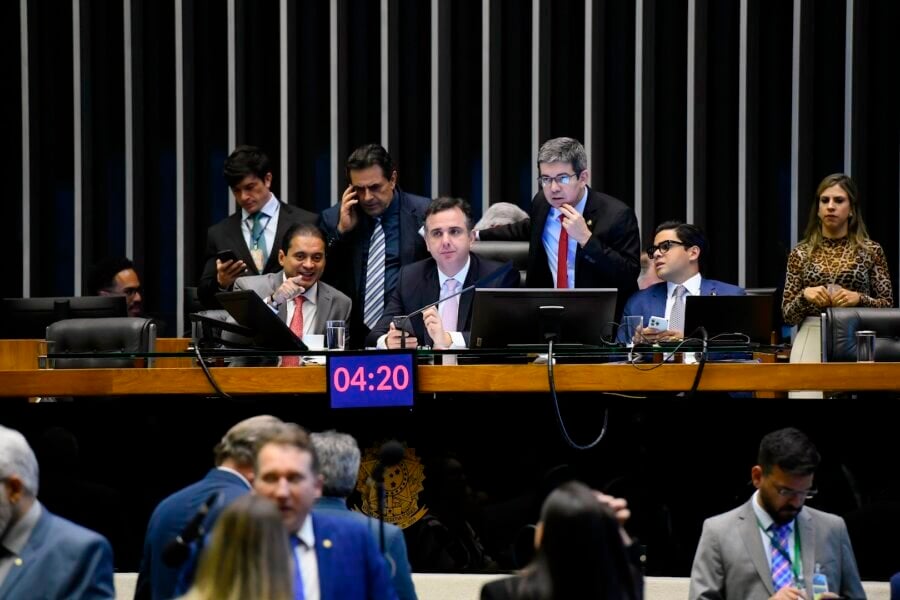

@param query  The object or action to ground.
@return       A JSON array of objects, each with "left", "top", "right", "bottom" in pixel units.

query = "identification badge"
[{"left": 250, "top": 247, "right": 266, "bottom": 272}]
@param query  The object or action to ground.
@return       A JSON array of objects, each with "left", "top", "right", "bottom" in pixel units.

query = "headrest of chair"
[
  {"left": 471, "top": 241, "right": 530, "bottom": 270},
  {"left": 46, "top": 317, "right": 156, "bottom": 368},
  {"left": 823, "top": 307, "right": 900, "bottom": 362}
]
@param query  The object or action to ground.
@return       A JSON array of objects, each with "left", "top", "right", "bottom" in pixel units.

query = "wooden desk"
[{"left": 0, "top": 362, "right": 897, "bottom": 397}]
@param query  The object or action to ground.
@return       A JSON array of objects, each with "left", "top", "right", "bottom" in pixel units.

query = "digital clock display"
[{"left": 327, "top": 351, "right": 416, "bottom": 409}]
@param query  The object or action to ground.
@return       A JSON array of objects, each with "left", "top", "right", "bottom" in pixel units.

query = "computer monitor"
[
  {"left": 468, "top": 288, "right": 618, "bottom": 348},
  {"left": 215, "top": 290, "right": 308, "bottom": 351},
  {"left": 0, "top": 296, "right": 128, "bottom": 339},
  {"left": 683, "top": 294, "right": 775, "bottom": 344}
]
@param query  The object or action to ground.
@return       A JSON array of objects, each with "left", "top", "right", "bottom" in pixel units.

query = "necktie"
[
  {"left": 769, "top": 523, "right": 794, "bottom": 591},
  {"left": 363, "top": 218, "right": 386, "bottom": 329},
  {"left": 670, "top": 285, "right": 687, "bottom": 332},
  {"left": 289, "top": 534, "right": 306, "bottom": 600},
  {"left": 251, "top": 212, "right": 269, "bottom": 264},
  {"left": 282, "top": 296, "right": 305, "bottom": 367},
  {"left": 556, "top": 214, "right": 569, "bottom": 288},
  {"left": 440, "top": 278, "right": 460, "bottom": 335}
]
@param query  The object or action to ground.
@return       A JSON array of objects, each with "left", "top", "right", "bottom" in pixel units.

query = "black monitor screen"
[
  {"left": 0, "top": 296, "right": 128, "bottom": 339},
  {"left": 469, "top": 288, "right": 618, "bottom": 348}
]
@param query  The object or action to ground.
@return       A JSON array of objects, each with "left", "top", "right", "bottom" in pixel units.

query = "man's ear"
[
  {"left": 4, "top": 475, "right": 25, "bottom": 503},
  {"left": 751, "top": 465, "right": 764, "bottom": 489}
]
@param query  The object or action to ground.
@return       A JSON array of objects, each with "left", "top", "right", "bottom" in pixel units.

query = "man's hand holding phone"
[
  {"left": 215, "top": 250, "right": 247, "bottom": 289},
  {"left": 337, "top": 184, "right": 360, "bottom": 234}
]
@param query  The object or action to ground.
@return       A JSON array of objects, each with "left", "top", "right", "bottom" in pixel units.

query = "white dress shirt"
[{"left": 541, "top": 189, "right": 588, "bottom": 288}]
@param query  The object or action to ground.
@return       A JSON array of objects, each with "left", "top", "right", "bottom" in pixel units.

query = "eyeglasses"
[
  {"left": 537, "top": 173, "right": 579, "bottom": 187},
  {"left": 775, "top": 485, "right": 818, "bottom": 500},
  {"left": 646, "top": 240, "right": 687, "bottom": 259}
]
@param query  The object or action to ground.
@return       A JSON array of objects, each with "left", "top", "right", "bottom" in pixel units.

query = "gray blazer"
[
  {"left": 689, "top": 498, "right": 866, "bottom": 600},
  {"left": 233, "top": 271, "right": 352, "bottom": 334}
]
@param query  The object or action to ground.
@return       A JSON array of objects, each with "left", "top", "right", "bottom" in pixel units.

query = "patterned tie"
[
  {"left": 363, "top": 218, "right": 386, "bottom": 329},
  {"left": 289, "top": 534, "right": 306, "bottom": 600},
  {"left": 556, "top": 214, "right": 569, "bottom": 288},
  {"left": 282, "top": 296, "right": 305, "bottom": 367},
  {"left": 670, "top": 284, "right": 687, "bottom": 332},
  {"left": 769, "top": 522, "right": 794, "bottom": 591},
  {"left": 440, "top": 278, "right": 460, "bottom": 335},
  {"left": 251, "top": 212, "right": 269, "bottom": 264}
]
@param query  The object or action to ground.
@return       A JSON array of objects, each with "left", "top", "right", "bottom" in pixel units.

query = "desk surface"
[{"left": 0, "top": 362, "right": 897, "bottom": 396}]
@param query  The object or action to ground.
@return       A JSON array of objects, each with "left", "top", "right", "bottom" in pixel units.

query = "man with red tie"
[{"left": 476, "top": 137, "right": 641, "bottom": 320}]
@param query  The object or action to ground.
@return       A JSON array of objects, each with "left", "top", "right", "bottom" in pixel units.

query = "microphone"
[{"left": 161, "top": 492, "right": 220, "bottom": 568}]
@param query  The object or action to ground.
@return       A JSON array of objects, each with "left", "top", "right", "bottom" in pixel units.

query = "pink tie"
[
  {"left": 440, "top": 279, "right": 459, "bottom": 334},
  {"left": 282, "top": 296, "right": 305, "bottom": 367}
]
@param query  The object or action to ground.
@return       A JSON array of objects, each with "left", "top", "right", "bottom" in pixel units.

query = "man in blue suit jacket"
[
  {"left": 311, "top": 431, "right": 417, "bottom": 600},
  {"left": 0, "top": 425, "right": 115, "bottom": 599},
  {"left": 255, "top": 423, "right": 397, "bottom": 600},
  {"left": 320, "top": 144, "right": 431, "bottom": 347},
  {"left": 617, "top": 221, "right": 745, "bottom": 343},
  {"left": 135, "top": 415, "right": 283, "bottom": 600}
]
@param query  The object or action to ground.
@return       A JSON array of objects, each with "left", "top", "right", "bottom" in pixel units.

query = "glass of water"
[{"left": 326, "top": 320, "right": 346, "bottom": 350}]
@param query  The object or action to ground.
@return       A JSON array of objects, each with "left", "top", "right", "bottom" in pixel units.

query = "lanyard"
[
  {"left": 758, "top": 519, "right": 802, "bottom": 582},
  {"left": 247, "top": 213, "right": 272, "bottom": 249}
]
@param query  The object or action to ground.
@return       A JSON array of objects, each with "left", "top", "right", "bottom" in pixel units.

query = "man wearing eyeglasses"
[
  {"left": 320, "top": 144, "right": 431, "bottom": 347},
  {"left": 476, "top": 137, "right": 640, "bottom": 320},
  {"left": 690, "top": 427, "right": 864, "bottom": 600},
  {"left": 616, "top": 221, "right": 744, "bottom": 343},
  {"left": 87, "top": 256, "right": 145, "bottom": 318}
]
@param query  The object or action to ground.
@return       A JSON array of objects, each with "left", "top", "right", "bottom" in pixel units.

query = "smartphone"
[
  {"left": 216, "top": 249, "right": 239, "bottom": 263},
  {"left": 648, "top": 316, "right": 669, "bottom": 331}
]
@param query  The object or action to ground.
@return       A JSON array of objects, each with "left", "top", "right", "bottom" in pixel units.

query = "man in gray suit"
[
  {"left": 689, "top": 427, "right": 864, "bottom": 600},
  {"left": 233, "top": 222, "right": 351, "bottom": 338}
]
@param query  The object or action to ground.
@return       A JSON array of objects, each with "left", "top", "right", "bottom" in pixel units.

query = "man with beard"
[{"left": 689, "top": 427, "right": 864, "bottom": 600}]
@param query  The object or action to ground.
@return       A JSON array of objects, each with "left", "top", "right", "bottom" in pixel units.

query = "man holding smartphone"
[
  {"left": 197, "top": 145, "right": 317, "bottom": 309},
  {"left": 319, "top": 144, "right": 431, "bottom": 347}
]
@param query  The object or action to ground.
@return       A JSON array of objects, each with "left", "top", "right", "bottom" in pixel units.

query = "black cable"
[
  {"left": 685, "top": 326, "right": 708, "bottom": 399},
  {"left": 192, "top": 344, "right": 232, "bottom": 399},
  {"left": 546, "top": 338, "right": 609, "bottom": 450}
]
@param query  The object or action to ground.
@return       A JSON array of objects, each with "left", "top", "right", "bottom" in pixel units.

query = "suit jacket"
[
  {"left": 320, "top": 190, "right": 431, "bottom": 347},
  {"left": 478, "top": 187, "right": 641, "bottom": 320},
  {"left": 616, "top": 278, "right": 746, "bottom": 342},
  {"left": 198, "top": 201, "right": 317, "bottom": 309},
  {"left": 233, "top": 272, "right": 352, "bottom": 334},
  {"left": 134, "top": 468, "right": 251, "bottom": 600},
  {"left": 364, "top": 253, "right": 520, "bottom": 348},
  {"left": 890, "top": 571, "right": 900, "bottom": 600},
  {"left": 314, "top": 496, "right": 418, "bottom": 600},
  {"left": 310, "top": 511, "right": 399, "bottom": 600},
  {"left": 0, "top": 503, "right": 115, "bottom": 600},
  {"left": 689, "top": 499, "right": 866, "bottom": 600}
]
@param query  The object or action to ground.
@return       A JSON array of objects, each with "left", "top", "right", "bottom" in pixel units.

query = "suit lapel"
[
  {"left": 0, "top": 508, "right": 50, "bottom": 597},
  {"left": 651, "top": 284, "right": 668, "bottom": 317},
  {"left": 798, "top": 510, "right": 815, "bottom": 585},
  {"left": 421, "top": 265, "right": 441, "bottom": 345},
  {"left": 312, "top": 514, "right": 334, "bottom": 600},
  {"left": 458, "top": 255, "right": 479, "bottom": 330},
  {"left": 313, "top": 284, "right": 332, "bottom": 332},
  {"left": 738, "top": 500, "right": 776, "bottom": 596},
  {"left": 266, "top": 203, "right": 290, "bottom": 273},
  {"left": 574, "top": 189, "right": 600, "bottom": 281},
  {"left": 225, "top": 214, "right": 259, "bottom": 274}
]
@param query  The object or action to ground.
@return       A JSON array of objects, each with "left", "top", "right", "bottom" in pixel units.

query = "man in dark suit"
[
  {"left": 477, "top": 137, "right": 640, "bottom": 319},
  {"left": 0, "top": 425, "right": 114, "bottom": 599},
  {"left": 311, "top": 431, "right": 418, "bottom": 600},
  {"left": 135, "top": 415, "right": 283, "bottom": 600},
  {"left": 320, "top": 144, "right": 431, "bottom": 347},
  {"left": 366, "top": 197, "right": 519, "bottom": 349},
  {"left": 617, "top": 221, "right": 745, "bottom": 343},
  {"left": 198, "top": 145, "right": 317, "bottom": 308},
  {"left": 690, "top": 427, "right": 864, "bottom": 600},
  {"left": 233, "top": 223, "right": 352, "bottom": 337},
  {"left": 254, "top": 423, "right": 397, "bottom": 600}
]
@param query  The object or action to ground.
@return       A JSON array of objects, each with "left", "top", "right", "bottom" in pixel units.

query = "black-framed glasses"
[
  {"left": 646, "top": 240, "right": 687, "bottom": 258},
  {"left": 775, "top": 485, "right": 818, "bottom": 500},
  {"left": 537, "top": 173, "right": 579, "bottom": 187}
]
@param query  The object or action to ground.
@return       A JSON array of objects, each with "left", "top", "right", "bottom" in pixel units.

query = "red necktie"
[
  {"left": 556, "top": 214, "right": 568, "bottom": 288},
  {"left": 282, "top": 296, "right": 305, "bottom": 367}
]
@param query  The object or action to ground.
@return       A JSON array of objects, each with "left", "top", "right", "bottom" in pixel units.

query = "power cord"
[
  {"left": 546, "top": 338, "right": 608, "bottom": 450},
  {"left": 192, "top": 344, "right": 232, "bottom": 399}
]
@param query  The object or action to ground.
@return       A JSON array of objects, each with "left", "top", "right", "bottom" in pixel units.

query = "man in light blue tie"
[
  {"left": 689, "top": 427, "right": 864, "bottom": 600},
  {"left": 366, "top": 197, "right": 520, "bottom": 349}
]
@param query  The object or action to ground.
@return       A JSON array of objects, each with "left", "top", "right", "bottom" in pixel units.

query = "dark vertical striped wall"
[{"left": 6, "top": 0, "right": 899, "bottom": 334}]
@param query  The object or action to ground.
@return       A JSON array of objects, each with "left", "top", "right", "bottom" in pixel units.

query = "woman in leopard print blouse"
[{"left": 783, "top": 173, "right": 893, "bottom": 370}]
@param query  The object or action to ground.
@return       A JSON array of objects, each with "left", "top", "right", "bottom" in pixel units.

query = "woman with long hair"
[
  {"left": 178, "top": 494, "right": 294, "bottom": 600},
  {"left": 481, "top": 481, "right": 641, "bottom": 600}
]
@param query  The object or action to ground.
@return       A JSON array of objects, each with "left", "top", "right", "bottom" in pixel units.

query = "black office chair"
[
  {"left": 45, "top": 317, "right": 157, "bottom": 368},
  {"left": 821, "top": 307, "right": 900, "bottom": 362},
  {"left": 470, "top": 240, "right": 529, "bottom": 285}
]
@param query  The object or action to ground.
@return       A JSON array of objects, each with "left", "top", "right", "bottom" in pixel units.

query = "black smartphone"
[{"left": 216, "top": 249, "right": 239, "bottom": 263}]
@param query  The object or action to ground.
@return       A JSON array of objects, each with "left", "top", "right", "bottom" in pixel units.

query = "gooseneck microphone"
[{"left": 161, "top": 492, "right": 220, "bottom": 568}]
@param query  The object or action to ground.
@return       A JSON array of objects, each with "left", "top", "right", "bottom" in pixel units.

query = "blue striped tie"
[
  {"left": 770, "top": 522, "right": 794, "bottom": 591},
  {"left": 363, "top": 218, "right": 386, "bottom": 329}
]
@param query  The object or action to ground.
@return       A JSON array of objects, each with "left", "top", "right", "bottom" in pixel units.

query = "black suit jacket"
[
  {"left": 320, "top": 189, "right": 431, "bottom": 347},
  {"left": 365, "top": 253, "right": 519, "bottom": 348},
  {"left": 197, "top": 201, "right": 317, "bottom": 308},
  {"left": 479, "top": 187, "right": 641, "bottom": 319}
]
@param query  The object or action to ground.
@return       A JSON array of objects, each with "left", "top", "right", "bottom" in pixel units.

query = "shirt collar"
[
  {"left": 548, "top": 187, "right": 589, "bottom": 220},
  {"left": 2, "top": 500, "right": 42, "bottom": 557},
  {"left": 438, "top": 256, "right": 471, "bottom": 288},
  {"left": 215, "top": 466, "right": 252, "bottom": 489},
  {"left": 280, "top": 275, "right": 319, "bottom": 305},
  {"left": 667, "top": 272, "right": 703, "bottom": 298},
  {"left": 241, "top": 194, "right": 280, "bottom": 222},
  {"left": 295, "top": 512, "right": 316, "bottom": 549},
  {"left": 752, "top": 489, "right": 793, "bottom": 532}
]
